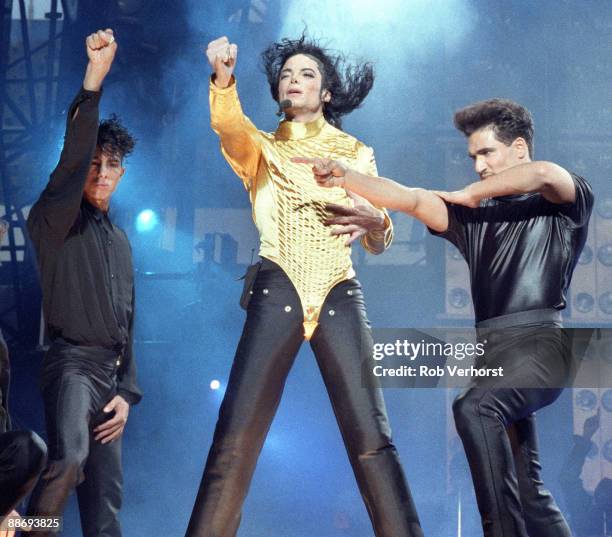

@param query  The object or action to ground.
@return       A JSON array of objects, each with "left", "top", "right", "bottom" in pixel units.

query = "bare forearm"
[
  {"left": 83, "top": 63, "right": 109, "bottom": 91},
  {"left": 293, "top": 156, "right": 449, "bottom": 231},
  {"left": 344, "top": 170, "right": 449, "bottom": 231},
  {"left": 344, "top": 169, "right": 420, "bottom": 213},
  {"left": 212, "top": 72, "right": 232, "bottom": 89},
  {"left": 466, "top": 161, "right": 575, "bottom": 204}
]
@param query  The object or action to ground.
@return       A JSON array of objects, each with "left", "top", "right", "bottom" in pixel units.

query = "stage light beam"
[
  {"left": 136, "top": 209, "right": 159, "bottom": 233},
  {"left": 210, "top": 379, "right": 221, "bottom": 390}
]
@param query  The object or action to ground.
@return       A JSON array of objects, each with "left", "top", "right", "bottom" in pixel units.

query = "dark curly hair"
[
  {"left": 260, "top": 34, "right": 374, "bottom": 130},
  {"left": 97, "top": 114, "right": 136, "bottom": 160},
  {"left": 453, "top": 99, "right": 534, "bottom": 158}
]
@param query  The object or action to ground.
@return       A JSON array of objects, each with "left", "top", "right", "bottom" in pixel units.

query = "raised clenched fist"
[
  {"left": 86, "top": 29, "right": 117, "bottom": 66},
  {"left": 206, "top": 36, "right": 238, "bottom": 88},
  {"left": 83, "top": 29, "right": 117, "bottom": 91}
]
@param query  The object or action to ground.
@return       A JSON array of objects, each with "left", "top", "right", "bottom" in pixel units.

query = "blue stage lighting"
[
  {"left": 136, "top": 209, "right": 159, "bottom": 233},
  {"left": 210, "top": 379, "right": 221, "bottom": 390},
  {"left": 281, "top": 0, "right": 474, "bottom": 60}
]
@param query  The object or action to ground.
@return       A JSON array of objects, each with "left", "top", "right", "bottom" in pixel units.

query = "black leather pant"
[
  {"left": 0, "top": 430, "right": 47, "bottom": 515},
  {"left": 453, "top": 315, "right": 573, "bottom": 537},
  {"left": 186, "top": 260, "right": 423, "bottom": 537},
  {"left": 27, "top": 343, "right": 123, "bottom": 537}
]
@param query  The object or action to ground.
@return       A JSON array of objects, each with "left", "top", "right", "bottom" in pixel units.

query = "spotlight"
[
  {"left": 575, "top": 389, "right": 597, "bottom": 411},
  {"left": 210, "top": 379, "right": 221, "bottom": 390},
  {"left": 135, "top": 209, "right": 158, "bottom": 233},
  {"left": 597, "top": 245, "right": 612, "bottom": 267},
  {"left": 448, "top": 288, "right": 470, "bottom": 309},
  {"left": 574, "top": 292, "right": 595, "bottom": 313},
  {"left": 598, "top": 292, "right": 612, "bottom": 315}
]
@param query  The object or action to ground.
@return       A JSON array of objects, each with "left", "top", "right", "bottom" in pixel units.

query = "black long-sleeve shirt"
[{"left": 27, "top": 88, "right": 142, "bottom": 405}]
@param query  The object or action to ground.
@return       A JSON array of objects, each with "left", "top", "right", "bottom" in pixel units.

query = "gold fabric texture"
[{"left": 210, "top": 78, "right": 393, "bottom": 339}]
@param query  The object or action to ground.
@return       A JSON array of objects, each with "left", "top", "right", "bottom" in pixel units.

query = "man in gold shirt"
[{"left": 185, "top": 35, "right": 424, "bottom": 537}]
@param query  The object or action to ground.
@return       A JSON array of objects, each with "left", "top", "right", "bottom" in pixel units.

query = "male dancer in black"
[
  {"left": 26, "top": 29, "right": 141, "bottom": 537},
  {"left": 296, "top": 98, "right": 593, "bottom": 537}
]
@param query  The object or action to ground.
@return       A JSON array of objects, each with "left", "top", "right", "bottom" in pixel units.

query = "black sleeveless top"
[{"left": 430, "top": 174, "right": 593, "bottom": 322}]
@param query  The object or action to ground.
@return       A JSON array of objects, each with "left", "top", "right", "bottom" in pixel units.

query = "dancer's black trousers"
[
  {"left": 186, "top": 260, "right": 422, "bottom": 537},
  {"left": 27, "top": 342, "right": 123, "bottom": 537},
  {"left": 453, "top": 311, "right": 573, "bottom": 537},
  {"left": 0, "top": 430, "right": 47, "bottom": 515}
]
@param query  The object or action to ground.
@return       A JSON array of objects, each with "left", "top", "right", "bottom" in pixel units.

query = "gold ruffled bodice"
[{"left": 210, "top": 78, "right": 392, "bottom": 339}]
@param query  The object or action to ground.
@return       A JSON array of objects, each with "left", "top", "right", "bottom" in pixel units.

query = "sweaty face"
[
  {"left": 277, "top": 53, "right": 330, "bottom": 119},
  {"left": 467, "top": 127, "right": 527, "bottom": 180},
  {"left": 83, "top": 146, "right": 124, "bottom": 209}
]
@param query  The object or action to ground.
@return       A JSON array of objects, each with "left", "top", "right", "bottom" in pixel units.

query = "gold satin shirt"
[{"left": 210, "top": 78, "right": 393, "bottom": 339}]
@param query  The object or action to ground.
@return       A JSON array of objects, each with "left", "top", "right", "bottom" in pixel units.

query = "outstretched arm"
[
  {"left": 435, "top": 161, "right": 575, "bottom": 207},
  {"left": 292, "top": 157, "right": 449, "bottom": 232}
]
